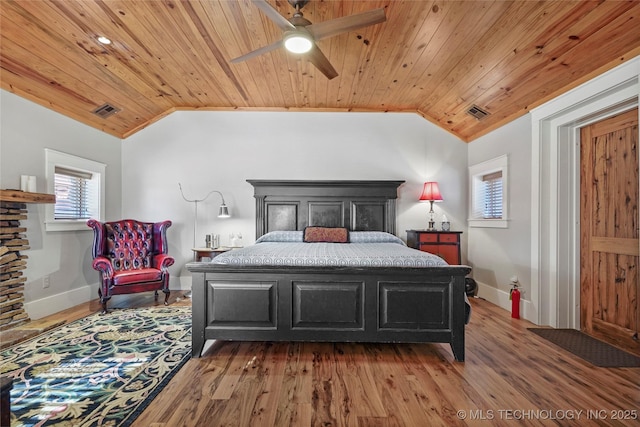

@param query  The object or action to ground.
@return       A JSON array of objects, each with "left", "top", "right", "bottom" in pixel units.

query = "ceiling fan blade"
[
  {"left": 251, "top": 0, "right": 295, "bottom": 32},
  {"left": 230, "top": 40, "right": 283, "bottom": 63},
  {"left": 306, "top": 45, "right": 338, "bottom": 80},
  {"left": 306, "top": 8, "right": 386, "bottom": 41}
]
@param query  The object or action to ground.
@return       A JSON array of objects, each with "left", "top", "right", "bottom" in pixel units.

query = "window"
[
  {"left": 468, "top": 154, "right": 508, "bottom": 228},
  {"left": 45, "top": 149, "right": 105, "bottom": 231}
]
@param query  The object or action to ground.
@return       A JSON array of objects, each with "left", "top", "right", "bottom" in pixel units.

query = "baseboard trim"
[
  {"left": 25, "top": 283, "right": 193, "bottom": 319},
  {"left": 476, "top": 281, "right": 536, "bottom": 323},
  {"left": 25, "top": 285, "right": 93, "bottom": 320}
]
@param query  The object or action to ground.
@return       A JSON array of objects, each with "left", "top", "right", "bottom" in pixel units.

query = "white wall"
[
  {"left": 0, "top": 90, "right": 122, "bottom": 318},
  {"left": 122, "top": 111, "right": 469, "bottom": 289},
  {"left": 467, "top": 115, "right": 533, "bottom": 316}
]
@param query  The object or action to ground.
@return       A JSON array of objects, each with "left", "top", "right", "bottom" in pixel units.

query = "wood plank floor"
[{"left": 6, "top": 293, "right": 640, "bottom": 426}]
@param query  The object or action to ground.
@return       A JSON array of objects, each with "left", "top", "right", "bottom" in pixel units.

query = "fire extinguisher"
[{"left": 509, "top": 283, "right": 520, "bottom": 319}]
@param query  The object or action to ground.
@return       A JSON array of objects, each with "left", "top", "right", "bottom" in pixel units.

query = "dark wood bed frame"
[{"left": 187, "top": 180, "right": 471, "bottom": 361}]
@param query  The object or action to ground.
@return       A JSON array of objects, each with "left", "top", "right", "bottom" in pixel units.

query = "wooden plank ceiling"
[{"left": 1, "top": 0, "right": 640, "bottom": 142}]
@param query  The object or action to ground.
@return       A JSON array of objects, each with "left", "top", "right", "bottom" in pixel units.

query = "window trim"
[
  {"left": 468, "top": 154, "right": 509, "bottom": 228},
  {"left": 45, "top": 149, "right": 106, "bottom": 232}
]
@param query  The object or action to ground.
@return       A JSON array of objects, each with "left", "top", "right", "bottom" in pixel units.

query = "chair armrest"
[
  {"left": 153, "top": 254, "right": 175, "bottom": 270},
  {"left": 92, "top": 256, "right": 114, "bottom": 278},
  {"left": 153, "top": 221, "right": 172, "bottom": 254},
  {"left": 87, "top": 219, "right": 105, "bottom": 258}
]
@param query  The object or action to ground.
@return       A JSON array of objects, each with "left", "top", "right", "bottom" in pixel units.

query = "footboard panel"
[
  {"left": 292, "top": 280, "right": 364, "bottom": 330},
  {"left": 379, "top": 280, "right": 450, "bottom": 329},
  {"left": 208, "top": 281, "right": 277, "bottom": 329},
  {"left": 187, "top": 264, "right": 471, "bottom": 361}
]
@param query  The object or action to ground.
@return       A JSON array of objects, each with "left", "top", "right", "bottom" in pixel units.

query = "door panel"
[{"left": 580, "top": 108, "right": 639, "bottom": 352}]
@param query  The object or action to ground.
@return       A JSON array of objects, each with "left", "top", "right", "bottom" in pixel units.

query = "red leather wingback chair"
[{"left": 87, "top": 219, "right": 174, "bottom": 313}]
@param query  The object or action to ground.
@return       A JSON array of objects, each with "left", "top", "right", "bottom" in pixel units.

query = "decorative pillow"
[
  {"left": 255, "top": 230, "right": 303, "bottom": 243},
  {"left": 303, "top": 226, "right": 349, "bottom": 243}
]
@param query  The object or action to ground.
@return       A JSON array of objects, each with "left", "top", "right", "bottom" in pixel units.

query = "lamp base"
[{"left": 427, "top": 201, "right": 436, "bottom": 230}]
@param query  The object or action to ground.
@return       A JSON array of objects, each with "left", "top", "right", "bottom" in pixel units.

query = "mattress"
[{"left": 211, "top": 231, "right": 448, "bottom": 268}]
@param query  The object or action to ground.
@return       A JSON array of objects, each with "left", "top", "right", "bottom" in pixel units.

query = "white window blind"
[
  {"left": 54, "top": 166, "right": 95, "bottom": 220},
  {"left": 482, "top": 171, "right": 503, "bottom": 219}
]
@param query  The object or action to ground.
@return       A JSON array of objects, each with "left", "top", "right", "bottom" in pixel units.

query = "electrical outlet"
[{"left": 42, "top": 275, "right": 50, "bottom": 289}]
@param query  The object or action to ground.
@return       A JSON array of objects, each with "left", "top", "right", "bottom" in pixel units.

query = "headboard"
[{"left": 247, "top": 180, "right": 405, "bottom": 238}]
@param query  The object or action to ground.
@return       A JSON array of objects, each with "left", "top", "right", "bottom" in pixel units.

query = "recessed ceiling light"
[{"left": 97, "top": 36, "right": 112, "bottom": 45}]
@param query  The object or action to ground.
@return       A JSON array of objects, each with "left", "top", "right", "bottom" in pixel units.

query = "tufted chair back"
[
  {"left": 104, "top": 220, "right": 154, "bottom": 271},
  {"left": 87, "top": 219, "right": 174, "bottom": 313}
]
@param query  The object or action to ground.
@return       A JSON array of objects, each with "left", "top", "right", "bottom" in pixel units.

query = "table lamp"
[{"left": 419, "top": 181, "right": 443, "bottom": 231}]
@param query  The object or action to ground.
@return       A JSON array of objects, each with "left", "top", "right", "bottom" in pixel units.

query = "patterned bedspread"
[{"left": 211, "top": 231, "right": 448, "bottom": 267}]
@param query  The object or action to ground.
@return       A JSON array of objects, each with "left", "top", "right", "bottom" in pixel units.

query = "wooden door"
[{"left": 580, "top": 108, "right": 639, "bottom": 352}]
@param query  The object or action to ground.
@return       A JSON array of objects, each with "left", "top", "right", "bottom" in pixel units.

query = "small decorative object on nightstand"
[
  {"left": 441, "top": 214, "right": 450, "bottom": 231},
  {"left": 406, "top": 229, "right": 462, "bottom": 265}
]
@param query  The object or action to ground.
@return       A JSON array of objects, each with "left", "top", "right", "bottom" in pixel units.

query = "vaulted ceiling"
[{"left": 1, "top": 0, "right": 639, "bottom": 142}]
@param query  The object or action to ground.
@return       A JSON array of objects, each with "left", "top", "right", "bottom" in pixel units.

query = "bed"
[{"left": 187, "top": 180, "right": 472, "bottom": 361}]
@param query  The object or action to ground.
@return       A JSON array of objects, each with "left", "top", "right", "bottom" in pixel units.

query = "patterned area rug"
[
  {"left": 1, "top": 306, "right": 192, "bottom": 426},
  {"left": 528, "top": 328, "right": 640, "bottom": 368}
]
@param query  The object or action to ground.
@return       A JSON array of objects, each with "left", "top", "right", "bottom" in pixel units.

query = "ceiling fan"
[{"left": 230, "top": 0, "right": 387, "bottom": 79}]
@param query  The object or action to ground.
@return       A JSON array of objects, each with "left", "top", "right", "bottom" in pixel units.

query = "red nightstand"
[{"left": 406, "top": 230, "right": 462, "bottom": 265}]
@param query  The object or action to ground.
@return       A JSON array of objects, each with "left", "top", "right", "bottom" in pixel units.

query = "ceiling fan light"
[{"left": 284, "top": 32, "right": 313, "bottom": 54}]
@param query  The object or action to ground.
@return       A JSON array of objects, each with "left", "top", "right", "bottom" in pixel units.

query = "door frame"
[{"left": 530, "top": 58, "right": 639, "bottom": 328}]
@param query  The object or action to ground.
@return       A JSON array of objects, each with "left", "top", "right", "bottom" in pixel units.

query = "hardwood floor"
[{"left": 7, "top": 294, "right": 640, "bottom": 426}]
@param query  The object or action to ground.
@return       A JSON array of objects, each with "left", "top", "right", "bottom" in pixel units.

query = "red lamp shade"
[{"left": 419, "top": 182, "right": 443, "bottom": 202}]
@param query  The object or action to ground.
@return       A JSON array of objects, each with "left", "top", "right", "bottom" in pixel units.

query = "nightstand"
[
  {"left": 191, "top": 247, "right": 231, "bottom": 262},
  {"left": 406, "top": 230, "right": 462, "bottom": 265}
]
